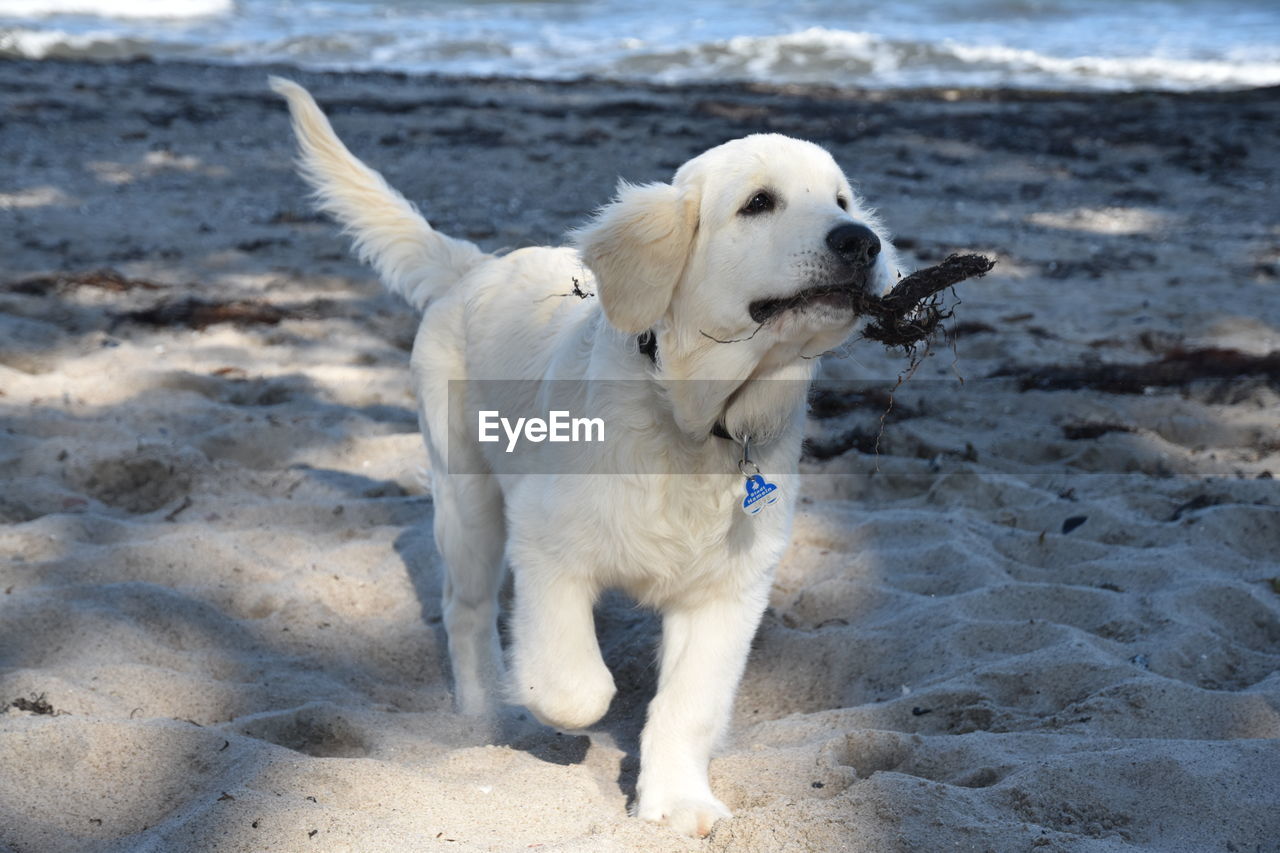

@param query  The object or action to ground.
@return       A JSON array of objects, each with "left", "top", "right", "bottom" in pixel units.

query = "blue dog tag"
[{"left": 741, "top": 474, "right": 780, "bottom": 516}]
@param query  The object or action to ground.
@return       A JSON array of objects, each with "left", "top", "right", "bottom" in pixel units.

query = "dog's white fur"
[{"left": 271, "top": 77, "right": 896, "bottom": 838}]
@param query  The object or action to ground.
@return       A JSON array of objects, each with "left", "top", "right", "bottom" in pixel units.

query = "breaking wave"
[{"left": 2, "top": 1, "right": 1277, "bottom": 92}]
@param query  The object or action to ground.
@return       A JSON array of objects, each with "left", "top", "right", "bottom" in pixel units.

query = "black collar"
[
  {"left": 637, "top": 331, "right": 733, "bottom": 441},
  {"left": 637, "top": 329, "right": 658, "bottom": 363}
]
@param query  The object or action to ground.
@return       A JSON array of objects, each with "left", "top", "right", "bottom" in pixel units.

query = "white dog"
[{"left": 271, "top": 77, "right": 897, "bottom": 837}]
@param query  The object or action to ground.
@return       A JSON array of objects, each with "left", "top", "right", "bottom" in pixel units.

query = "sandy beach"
[{"left": 2, "top": 58, "right": 1279, "bottom": 852}]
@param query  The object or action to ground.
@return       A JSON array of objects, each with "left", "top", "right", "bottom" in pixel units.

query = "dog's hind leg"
[{"left": 433, "top": 473, "right": 507, "bottom": 717}]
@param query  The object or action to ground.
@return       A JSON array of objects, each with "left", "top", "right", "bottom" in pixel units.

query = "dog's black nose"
[{"left": 826, "top": 223, "right": 881, "bottom": 267}]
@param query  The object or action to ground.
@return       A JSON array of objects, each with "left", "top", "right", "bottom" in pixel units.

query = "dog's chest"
[{"left": 516, "top": 471, "right": 792, "bottom": 606}]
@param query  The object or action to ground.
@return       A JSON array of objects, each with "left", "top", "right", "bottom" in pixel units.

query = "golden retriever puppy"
[{"left": 271, "top": 76, "right": 896, "bottom": 837}]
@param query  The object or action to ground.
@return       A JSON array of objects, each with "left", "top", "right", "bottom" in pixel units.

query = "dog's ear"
[{"left": 574, "top": 181, "right": 698, "bottom": 334}]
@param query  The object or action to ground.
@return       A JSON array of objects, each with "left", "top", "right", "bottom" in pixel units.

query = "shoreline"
[
  {"left": 2, "top": 56, "right": 1279, "bottom": 852},
  {"left": 10, "top": 55, "right": 1280, "bottom": 101}
]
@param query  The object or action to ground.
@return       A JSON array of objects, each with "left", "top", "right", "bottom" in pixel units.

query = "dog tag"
[{"left": 741, "top": 474, "right": 780, "bottom": 516}]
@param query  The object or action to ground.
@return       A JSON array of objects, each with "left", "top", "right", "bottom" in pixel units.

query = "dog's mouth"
[{"left": 748, "top": 281, "right": 875, "bottom": 324}]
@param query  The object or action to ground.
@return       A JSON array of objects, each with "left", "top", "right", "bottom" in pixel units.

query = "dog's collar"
[
  {"left": 637, "top": 329, "right": 658, "bottom": 363},
  {"left": 637, "top": 330, "right": 733, "bottom": 442}
]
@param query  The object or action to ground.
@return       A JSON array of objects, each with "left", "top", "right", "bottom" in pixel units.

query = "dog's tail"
[{"left": 269, "top": 76, "right": 486, "bottom": 310}]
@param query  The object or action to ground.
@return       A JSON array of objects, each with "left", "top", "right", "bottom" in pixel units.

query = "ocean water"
[{"left": 2, "top": 0, "right": 1278, "bottom": 91}]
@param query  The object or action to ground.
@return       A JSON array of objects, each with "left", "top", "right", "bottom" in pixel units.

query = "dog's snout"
[{"left": 826, "top": 223, "right": 880, "bottom": 267}]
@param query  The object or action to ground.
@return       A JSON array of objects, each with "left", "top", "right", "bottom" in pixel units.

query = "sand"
[{"left": 1, "top": 59, "right": 1278, "bottom": 852}]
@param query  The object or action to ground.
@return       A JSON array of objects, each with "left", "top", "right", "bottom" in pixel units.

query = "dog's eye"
[
  {"left": 836, "top": 196, "right": 848, "bottom": 211},
  {"left": 740, "top": 190, "right": 776, "bottom": 216}
]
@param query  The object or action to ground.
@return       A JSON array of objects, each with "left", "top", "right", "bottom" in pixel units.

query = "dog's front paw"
[
  {"left": 637, "top": 793, "right": 730, "bottom": 838},
  {"left": 514, "top": 655, "right": 616, "bottom": 731}
]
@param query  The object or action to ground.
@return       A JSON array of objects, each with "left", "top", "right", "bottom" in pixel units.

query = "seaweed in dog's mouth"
[{"left": 744, "top": 254, "right": 996, "bottom": 349}]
